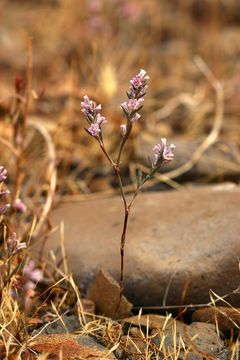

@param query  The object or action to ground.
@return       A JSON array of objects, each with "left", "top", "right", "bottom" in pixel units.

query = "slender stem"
[
  {"left": 129, "top": 174, "right": 150, "bottom": 208},
  {"left": 14, "top": 38, "right": 33, "bottom": 200},
  {"left": 99, "top": 134, "right": 152, "bottom": 314},
  {"left": 116, "top": 122, "right": 132, "bottom": 167},
  {"left": 115, "top": 205, "right": 130, "bottom": 313},
  {"left": 115, "top": 169, "right": 127, "bottom": 211},
  {"left": 120, "top": 208, "right": 130, "bottom": 293},
  {"left": 116, "top": 138, "right": 125, "bottom": 168},
  {"left": 99, "top": 141, "right": 127, "bottom": 211},
  {"left": 99, "top": 141, "right": 115, "bottom": 167}
]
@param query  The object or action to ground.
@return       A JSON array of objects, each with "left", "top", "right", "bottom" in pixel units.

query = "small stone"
[
  {"left": 120, "top": 335, "right": 148, "bottom": 360},
  {"left": 81, "top": 298, "right": 96, "bottom": 315},
  {"left": 31, "top": 313, "right": 96, "bottom": 337},
  {"left": 151, "top": 321, "right": 223, "bottom": 360},
  {"left": 192, "top": 306, "right": 240, "bottom": 338},
  {"left": 87, "top": 269, "right": 133, "bottom": 319}
]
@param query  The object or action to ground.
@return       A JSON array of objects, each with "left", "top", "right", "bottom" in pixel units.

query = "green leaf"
[{"left": 6, "top": 262, "right": 23, "bottom": 284}]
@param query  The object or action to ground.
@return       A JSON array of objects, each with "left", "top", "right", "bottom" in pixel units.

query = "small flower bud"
[
  {"left": 0, "top": 190, "right": 10, "bottom": 197},
  {"left": 152, "top": 138, "right": 175, "bottom": 168},
  {"left": 0, "top": 166, "right": 7, "bottom": 182},
  {"left": 120, "top": 124, "right": 127, "bottom": 136},
  {"left": 7, "top": 232, "right": 26, "bottom": 254},
  {"left": 12, "top": 199, "right": 27, "bottom": 213},
  {"left": 0, "top": 204, "right": 10, "bottom": 215}
]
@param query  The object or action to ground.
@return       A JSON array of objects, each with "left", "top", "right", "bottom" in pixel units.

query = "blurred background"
[{"left": 0, "top": 0, "right": 240, "bottom": 200}]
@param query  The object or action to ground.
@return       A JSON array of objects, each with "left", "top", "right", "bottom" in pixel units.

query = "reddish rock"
[
  {"left": 29, "top": 334, "right": 116, "bottom": 359},
  {"left": 32, "top": 184, "right": 240, "bottom": 308},
  {"left": 192, "top": 306, "right": 240, "bottom": 337}
]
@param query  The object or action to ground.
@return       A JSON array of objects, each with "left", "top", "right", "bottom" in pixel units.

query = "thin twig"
[
  {"left": 0, "top": 93, "right": 26, "bottom": 104},
  {"left": 133, "top": 285, "right": 240, "bottom": 310}
]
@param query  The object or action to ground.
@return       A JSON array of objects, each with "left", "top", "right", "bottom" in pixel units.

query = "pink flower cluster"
[
  {"left": 120, "top": 69, "right": 149, "bottom": 134},
  {"left": 152, "top": 139, "right": 175, "bottom": 168},
  {"left": 81, "top": 96, "right": 107, "bottom": 137},
  {"left": 0, "top": 166, "right": 10, "bottom": 215},
  {"left": 128, "top": 69, "right": 149, "bottom": 99},
  {"left": 0, "top": 166, "right": 7, "bottom": 182},
  {"left": 11, "top": 261, "right": 43, "bottom": 309},
  {"left": 7, "top": 232, "right": 26, "bottom": 255}
]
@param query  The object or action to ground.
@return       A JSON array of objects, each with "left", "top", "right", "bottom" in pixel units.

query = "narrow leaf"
[{"left": 136, "top": 167, "right": 142, "bottom": 188}]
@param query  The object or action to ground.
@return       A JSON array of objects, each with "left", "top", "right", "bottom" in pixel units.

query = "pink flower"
[
  {"left": 0, "top": 166, "right": 7, "bottom": 182},
  {"left": 23, "top": 261, "right": 43, "bottom": 308},
  {"left": 0, "top": 190, "right": 10, "bottom": 196},
  {"left": 10, "top": 260, "right": 42, "bottom": 309},
  {"left": 24, "top": 261, "right": 42, "bottom": 283},
  {"left": 12, "top": 198, "right": 27, "bottom": 213},
  {"left": 0, "top": 203, "right": 10, "bottom": 215},
  {"left": 88, "top": 113, "right": 107, "bottom": 137},
  {"left": 128, "top": 69, "right": 149, "bottom": 99},
  {"left": 120, "top": 70, "right": 149, "bottom": 128},
  {"left": 130, "top": 69, "right": 149, "bottom": 89},
  {"left": 131, "top": 113, "right": 141, "bottom": 123},
  {"left": 81, "top": 96, "right": 107, "bottom": 138},
  {"left": 152, "top": 139, "right": 175, "bottom": 167},
  {"left": 120, "top": 99, "right": 143, "bottom": 123},
  {"left": 8, "top": 232, "right": 26, "bottom": 254},
  {"left": 81, "top": 96, "right": 101, "bottom": 117},
  {"left": 88, "top": 123, "right": 101, "bottom": 136}
]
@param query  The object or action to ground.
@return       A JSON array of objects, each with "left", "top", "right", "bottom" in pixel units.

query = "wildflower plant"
[
  {"left": 0, "top": 166, "right": 11, "bottom": 216},
  {"left": 81, "top": 70, "right": 175, "bottom": 307},
  {"left": 0, "top": 165, "right": 42, "bottom": 312}
]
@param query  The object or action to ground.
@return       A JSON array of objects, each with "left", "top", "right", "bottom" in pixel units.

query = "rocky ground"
[{"left": 28, "top": 182, "right": 240, "bottom": 359}]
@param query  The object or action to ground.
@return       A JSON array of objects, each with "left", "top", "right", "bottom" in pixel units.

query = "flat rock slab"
[{"left": 34, "top": 184, "right": 240, "bottom": 307}]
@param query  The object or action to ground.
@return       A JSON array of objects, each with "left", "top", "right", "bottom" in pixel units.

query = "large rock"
[{"left": 33, "top": 184, "right": 240, "bottom": 308}]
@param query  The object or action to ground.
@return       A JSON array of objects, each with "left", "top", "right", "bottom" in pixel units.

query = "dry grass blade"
[
  {"left": 28, "top": 121, "right": 57, "bottom": 238},
  {"left": 151, "top": 90, "right": 205, "bottom": 123}
]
